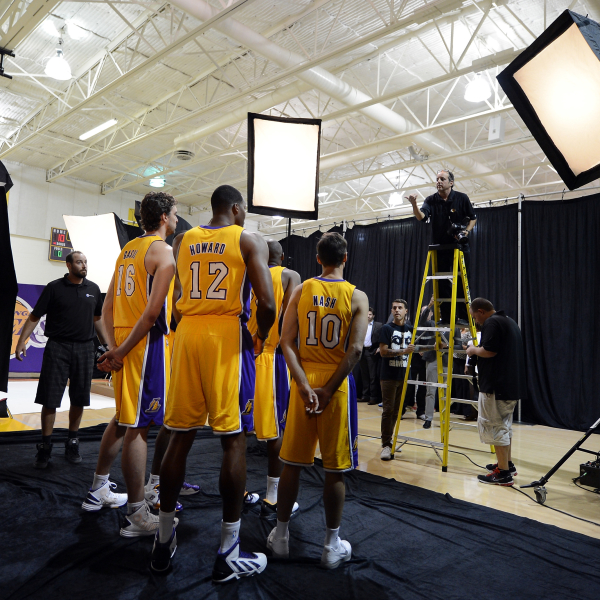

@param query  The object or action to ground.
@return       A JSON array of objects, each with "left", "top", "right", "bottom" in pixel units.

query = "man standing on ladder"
[{"left": 407, "top": 170, "right": 477, "bottom": 324}]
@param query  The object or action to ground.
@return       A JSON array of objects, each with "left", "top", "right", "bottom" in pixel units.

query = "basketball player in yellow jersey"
[
  {"left": 246, "top": 240, "right": 301, "bottom": 517},
  {"left": 152, "top": 185, "right": 276, "bottom": 581},
  {"left": 82, "top": 192, "right": 178, "bottom": 538},
  {"left": 266, "top": 232, "right": 368, "bottom": 570}
]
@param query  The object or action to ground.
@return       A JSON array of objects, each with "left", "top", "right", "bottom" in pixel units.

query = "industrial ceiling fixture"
[
  {"left": 79, "top": 119, "right": 118, "bottom": 141},
  {"left": 464, "top": 73, "right": 492, "bottom": 103},
  {"left": 45, "top": 37, "right": 71, "bottom": 81},
  {"left": 389, "top": 192, "right": 404, "bottom": 207},
  {"left": 149, "top": 177, "right": 166, "bottom": 188},
  {"left": 498, "top": 10, "right": 600, "bottom": 190}
]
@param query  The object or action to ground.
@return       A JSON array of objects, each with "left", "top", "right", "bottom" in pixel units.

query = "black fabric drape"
[
  {"left": 282, "top": 226, "right": 342, "bottom": 281},
  {"left": 521, "top": 194, "right": 600, "bottom": 429},
  {"left": 0, "top": 161, "right": 17, "bottom": 394}
]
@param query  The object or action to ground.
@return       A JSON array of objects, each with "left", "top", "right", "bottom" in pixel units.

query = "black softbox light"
[
  {"left": 497, "top": 10, "right": 600, "bottom": 190},
  {"left": 247, "top": 113, "right": 321, "bottom": 220}
]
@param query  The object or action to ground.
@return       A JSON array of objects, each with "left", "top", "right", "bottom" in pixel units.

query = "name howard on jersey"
[
  {"left": 122, "top": 249, "right": 139, "bottom": 259},
  {"left": 189, "top": 242, "right": 226, "bottom": 256},
  {"left": 313, "top": 295, "right": 338, "bottom": 309}
]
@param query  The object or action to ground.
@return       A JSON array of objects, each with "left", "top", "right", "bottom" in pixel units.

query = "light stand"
[{"left": 521, "top": 416, "right": 600, "bottom": 504}]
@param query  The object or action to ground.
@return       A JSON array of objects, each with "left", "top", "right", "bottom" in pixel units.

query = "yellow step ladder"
[{"left": 390, "top": 243, "right": 480, "bottom": 471}]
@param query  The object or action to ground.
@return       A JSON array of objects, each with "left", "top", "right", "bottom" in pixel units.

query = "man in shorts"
[
  {"left": 14, "top": 251, "right": 106, "bottom": 468},
  {"left": 466, "top": 297, "right": 526, "bottom": 486},
  {"left": 86, "top": 192, "right": 179, "bottom": 536},
  {"left": 247, "top": 240, "right": 301, "bottom": 517},
  {"left": 266, "top": 232, "right": 368, "bottom": 569},
  {"left": 151, "top": 185, "right": 276, "bottom": 581}
]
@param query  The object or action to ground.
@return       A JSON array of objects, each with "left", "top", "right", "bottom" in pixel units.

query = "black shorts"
[{"left": 35, "top": 339, "right": 95, "bottom": 409}]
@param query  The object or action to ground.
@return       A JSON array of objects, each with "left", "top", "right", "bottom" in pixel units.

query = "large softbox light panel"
[
  {"left": 497, "top": 10, "right": 600, "bottom": 190},
  {"left": 247, "top": 113, "right": 321, "bottom": 220}
]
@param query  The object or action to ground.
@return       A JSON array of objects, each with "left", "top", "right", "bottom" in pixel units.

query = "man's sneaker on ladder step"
[{"left": 82, "top": 480, "right": 127, "bottom": 511}]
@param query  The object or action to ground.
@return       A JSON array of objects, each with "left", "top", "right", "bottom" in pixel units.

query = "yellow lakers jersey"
[
  {"left": 113, "top": 234, "right": 174, "bottom": 334},
  {"left": 247, "top": 265, "right": 285, "bottom": 351},
  {"left": 297, "top": 277, "right": 355, "bottom": 365},
  {"left": 176, "top": 225, "right": 250, "bottom": 320}
]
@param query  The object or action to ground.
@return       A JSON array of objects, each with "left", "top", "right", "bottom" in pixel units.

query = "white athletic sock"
[
  {"left": 220, "top": 520, "right": 241, "bottom": 553},
  {"left": 159, "top": 509, "right": 176, "bottom": 543},
  {"left": 92, "top": 473, "right": 109, "bottom": 491},
  {"left": 276, "top": 519, "right": 289, "bottom": 540},
  {"left": 324, "top": 527, "right": 340, "bottom": 548},
  {"left": 146, "top": 474, "right": 160, "bottom": 490},
  {"left": 266, "top": 476, "right": 280, "bottom": 504},
  {"left": 127, "top": 500, "right": 145, "bottom": 516}
]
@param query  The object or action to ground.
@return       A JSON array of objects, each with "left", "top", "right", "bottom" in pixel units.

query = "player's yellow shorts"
[
  {"left": 165, "top": 315, "right": 255, "bottom": 433},
  {"left": 279, "top": 363, "right": 358, "bottom": 472},
  {"left": 113, "top": 326, "right": 169, "bottom": 428},
  {"left": 254, "top": 351, "right": 290, "bottom": 441}
]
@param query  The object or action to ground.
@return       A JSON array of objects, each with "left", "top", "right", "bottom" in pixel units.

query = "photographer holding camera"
[{"left": 406, "top": 170, "right": 476, "bottom": 324}]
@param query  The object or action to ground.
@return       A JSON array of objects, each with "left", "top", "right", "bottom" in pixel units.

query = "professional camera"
[{"left": 447, "top": 222, "right": 469, "bottom": 245}]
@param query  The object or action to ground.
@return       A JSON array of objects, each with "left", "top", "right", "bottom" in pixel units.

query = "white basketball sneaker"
[
  {"left": 212, "top": 539, "right": 267, "bottom": 583},
  {"left": 120, "top": 502, "right": 178, "bottom": 538},
  {"left": 266, "top": 526, "right": 289, "bottom": 558},
  {"left": 81, "top": 480, "right": 127, "bottom": 512},
  {"left": 321, "top": 540, "right": 352, "bottom": 569}
]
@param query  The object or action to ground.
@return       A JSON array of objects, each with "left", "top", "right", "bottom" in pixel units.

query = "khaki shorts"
[{"left": 477, "top": 392, "right": 517, "bottom": 446}]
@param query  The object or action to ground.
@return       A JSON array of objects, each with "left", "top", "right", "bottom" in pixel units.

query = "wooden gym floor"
[{"left": 5, "top": 381, "right": 600, "bottom": 541}]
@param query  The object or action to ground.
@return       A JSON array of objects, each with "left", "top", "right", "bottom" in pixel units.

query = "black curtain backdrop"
[
  {"left": 280, "top": 196, "right": 600, "bottom": 431},
  {"left": 0, "top": 161, "right": 17, "bottom": 395}
]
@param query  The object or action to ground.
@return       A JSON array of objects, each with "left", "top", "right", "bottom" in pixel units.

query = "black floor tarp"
[{"left": 1, "top": 425, "right": 599, "bottom": 600}]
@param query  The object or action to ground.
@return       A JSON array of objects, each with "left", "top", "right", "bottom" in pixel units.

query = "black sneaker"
[
  {"left": 65, "top": 438, "right": 82, "bottom": 464},
  {"left": 260, "top": 499, "right": 299, "bottom": 521},
  {"left": 150, "top": 528, "right": 177, "bottom": 573},
  {"left": 212, "top": 539, "right": 267, "bottom": 583},
  {"left": 423, "top": 419, "right": 432, "bottom": 429},
  {"left": 486, "top": 462, "right": 517, "bottom": 476},
  {"left": 34, "top": 442, "right": 52, "bottom": 469},
  {"left": 477, "top": 468, "right": 513, "bottom": 486}
]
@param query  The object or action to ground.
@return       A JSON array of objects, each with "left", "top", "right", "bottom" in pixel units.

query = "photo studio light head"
[
  {"left": 247, "top": 112, "right": 321, "bottom": 220},
  {"left": 497, "top": 10, "right": 600, "bottom": 190}
]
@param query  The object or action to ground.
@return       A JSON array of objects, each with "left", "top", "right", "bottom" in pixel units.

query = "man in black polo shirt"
[
  {"left": 15, "top": 251, "right": 106, "bottom": 468},
  {"left": 406, "top": 170, "right": 476, "bottom": 323},
  {"left": 378, "top": 299, "right": 414, "bottom": 461},
  {"left": 466, "top": 297, "right": 526, "bottom": 486}
]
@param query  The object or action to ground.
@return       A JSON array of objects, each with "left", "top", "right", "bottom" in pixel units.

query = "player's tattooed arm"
[{"left": 280, "top": 284, "right": 318, "bottom": 412}]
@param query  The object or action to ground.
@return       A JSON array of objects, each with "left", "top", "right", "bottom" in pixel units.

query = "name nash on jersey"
[{"left": 313, "top": 295, "right": 338, "bottom": 309}]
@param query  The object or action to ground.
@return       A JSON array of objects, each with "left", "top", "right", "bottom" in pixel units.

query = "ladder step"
[
  {"left": 449, "top": 420, "right": 478, "bottom": 428},
  {"left": 416, "top": 326, "right": 452, "bottom": 332},
  {"left": 436, "top": 298, "right": 467, "bottom": 303},
  {"left": 426, "top": 275, "right": 455, "bottom": 280},
  {"left": 395, "top": 435, "right": 445, "bottom": 449},
  {"left": 450, "top": 398, "right": 478, "bottom": 406},
  {"left": 442, "top": 374, "right": 473, "bottom": 380},
  {"left": 407, "top": 379, "right": 447, "bottom": 389}
]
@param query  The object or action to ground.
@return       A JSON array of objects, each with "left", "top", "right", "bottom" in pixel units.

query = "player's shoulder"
[{"left": 351, "top": 287, "right": 368, "bottom": 304}]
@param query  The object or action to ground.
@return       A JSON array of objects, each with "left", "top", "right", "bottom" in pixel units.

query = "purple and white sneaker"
[
  {"left": 212, "top": 538, "right": 267, "bottom": 583},
  {"left": 179, "top": 481, "right": 200, "bottom": 496}
]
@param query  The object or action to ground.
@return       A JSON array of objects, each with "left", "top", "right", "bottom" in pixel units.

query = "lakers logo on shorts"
[
  {"left": 280, "top": 409, "right": 287, "bottom": 424},
  {"left": 242, "top": 399, "right": 253, "bottom": 415},
  {"left": 145, "top": 398, "right": 162, "bottom": 414},
  {"left": 353, "top": 436, "right": 358, "bottom": 452}
]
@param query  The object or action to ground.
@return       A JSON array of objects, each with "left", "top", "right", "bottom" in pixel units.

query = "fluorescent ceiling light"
[
  {"left": 79, "top": 119, "right": 118, "bottom": 141},
  {"left": 389, "top": 192, "right": 403, "bottom": 207},
  {"left": 149, "top": 177, "right": 166, "bottom": 188},
  {"left": 45, "top": 48, "right": 72, "bottom": 81},
  {"left": 43, "top": 19, "right": 59, "bottom": 36},
  {"left": 317, "top": 192, "right": 327, "bottom": 197},
  {"left": 66, "top": 21, "right": 87, "bottom": 40},
  {"left": 464, "top": 74, "right": 492, "bottom": 103}
]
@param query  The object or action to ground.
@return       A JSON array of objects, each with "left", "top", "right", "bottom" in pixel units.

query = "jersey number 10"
[{"left": 306, "top": 311, "right": 342, "bottom": 349}]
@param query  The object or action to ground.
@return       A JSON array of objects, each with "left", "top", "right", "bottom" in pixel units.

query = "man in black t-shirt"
[
  {"left": 466, "top": 298, "right": 526, "bottom": 486},
  {"left": 15, "top": 251, "right": 106, "bottom": 469},
  {"left": 378, "top": 299, "right": 414, "bottom": 461},
  {"left": 407, "top": 170, "right": 476, "bottom": 323}
]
